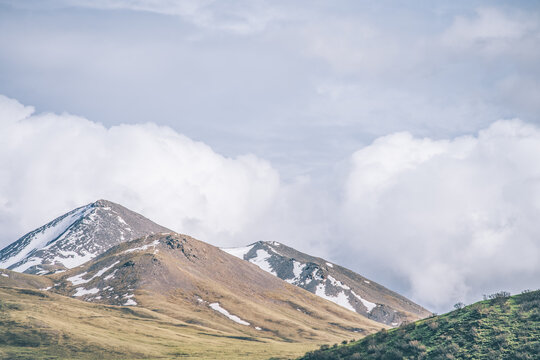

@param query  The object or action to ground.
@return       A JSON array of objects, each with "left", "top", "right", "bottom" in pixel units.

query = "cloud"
[
  {"left": 300, "top": 20, "right": 397, "bottom": 75},
  {"left": 58, "top": 0, "right": 283, "bottom": 34},
  {"left": 0, "top": 94, "right": 280, "bottom": 246},
  {"left": 294, "top": 7, "right": 540, "bottom": 138},
  {"left": 1, "top": 3, "right": 539, "bottom": 174},
  {"left": 339, "top": 120, "right": 540, "bottom": 311},
  {"left": 441, "top": 7, "right": 540, "bottom": 57}
]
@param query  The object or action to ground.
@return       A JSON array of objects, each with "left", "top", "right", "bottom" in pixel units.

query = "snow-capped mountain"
[
  {"left": 222, "top": 241, "right": 431, "bottom": 326},
  {"left": 0, "top": 200, "right": 169, "bottom": 274}
]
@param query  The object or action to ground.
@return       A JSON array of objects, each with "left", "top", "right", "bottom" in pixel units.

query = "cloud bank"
[
  {"left": 0, "top": 95, "right": 280, "bottom": 246},
  {"left": 340, "top": 120, "right": 540, "bottom": 310},
  {"left": 1, "top": 94, "right": 540, "bottom": 312}
]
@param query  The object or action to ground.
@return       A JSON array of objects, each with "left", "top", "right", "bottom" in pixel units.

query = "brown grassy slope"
[
  {"left": 0, "top": 268, "right": 53, "bottom": 289},
  {"left": 50, "top": 233, "right": 387, "bottom": 343},
  {"left": 0, "top": 285, "right": 319, "bottom": 360}
]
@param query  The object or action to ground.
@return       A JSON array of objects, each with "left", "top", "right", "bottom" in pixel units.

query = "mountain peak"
[
  {"left": 93, "top": 199, "right": 116, "bottom": 206},
  {"left": 0, "top": 201, "right": 170, "bottom": 274}
]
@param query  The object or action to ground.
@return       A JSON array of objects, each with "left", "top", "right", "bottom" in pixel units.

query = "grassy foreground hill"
[
  {"left": 299, "top": 290, "right": 540, "bottom": 360},
  {"left": 0, "top": 285, "right": 318, "bottom": 360}
]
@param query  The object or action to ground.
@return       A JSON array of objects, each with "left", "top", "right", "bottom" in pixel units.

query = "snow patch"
[
  {"left": 286, "top": 260, "right": 306, "bottom": 284},
  {"left": 94, "top": 261, "right": 120, "bottom": 278},
  {"left": 124, "top": 239, "right": 160, "bottom": 253},
  {"left": 53, "top": 250, "right": 96, "bottom": 269},
  {"left": 351, "top": 290, "right": 377, "bottom": 312},
  {"left": 10, "top": 257, "right": 43, "bottom": 273},
  {"left": 315, "top": 284, "right": 356, "bottom": 312},
  {"left": 221, "top": 244, "right": 255, "bottom": 260},
  {"left": 124, "top": 299, "right": 137, "bottom": 306},
  {"left": 255, "top": 326, "right": 262, "bottom": 330},
  {"left": 305, "top": 268, "right": 324, "bottom": 285},
  {"left": 73, "top": 287, "right": 99, "bottom": 297},
  {"left": 104, "top": 269, "right": 117, "bottom": 281},
  {"left": 248, "top": 249, "right": 276, "bottom": 275},
  {"left": 0, "top": 273, "right": 8, "bottom": 277},
  {"left": 326, "top": 262, "right": 333, "bottom": 268},
  {"left": 209, "top": 302, "right": 250, "bottom": 326},
  {"left": 327, "top": 275, "right": 350, "bottom": 290},
  {"left": 67, "top": 261, "right": 119, "bottom": 286},
  {"left": 123, "top": 294, "right": 137, "bottom": 306},
  {"left": 292, "top": 260, "right": 305, "bottom": 278},
  {"left": 364, "top": 280, "right": 370, "bottom": 284},
  {"left": 67, "top": 272, "right": 90, "bottom": 285}
]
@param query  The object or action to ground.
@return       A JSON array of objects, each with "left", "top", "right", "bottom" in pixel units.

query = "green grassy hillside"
[{"left": 299, "top": 290, "right": 540, "bottom": 360}]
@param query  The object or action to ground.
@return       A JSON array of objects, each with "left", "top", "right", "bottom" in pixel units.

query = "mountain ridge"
[
  {"left": 223, "top": 240, "right": 431, "bottom": 326},
  {"left": 46, "top": 232, "right": 386, "bottom": 340}
]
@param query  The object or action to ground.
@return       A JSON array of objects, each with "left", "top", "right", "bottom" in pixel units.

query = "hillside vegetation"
[{"left": 299, "top": 290, "right": 540, "bottom": 360}]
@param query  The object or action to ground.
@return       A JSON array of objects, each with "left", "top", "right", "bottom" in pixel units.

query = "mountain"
[
  {"left": 299, "top": 289, "right": 540, "bottom": 359},
  {"left": 222, "top": 241, "right": 431, "bottom": 326},
  {"left": 0, "top": 232, "right": 388, "bottom": 359},
  {"left": 0, "top": 200, "right": 170, "bottom": 274},
  {"left": 49, "top": 233, "right": 385, "bottom": 340}
]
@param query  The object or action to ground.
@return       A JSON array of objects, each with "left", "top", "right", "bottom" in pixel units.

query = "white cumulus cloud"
[
  {"left": 340, "top": 120, "right": 540, "bottom": 311},
  {"left": 0, "top": 94, "right": 280, "bottom": 246}
]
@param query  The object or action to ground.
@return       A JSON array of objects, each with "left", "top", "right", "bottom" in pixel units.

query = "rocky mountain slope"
[
  {"left": 223, "top": 241, "right": 431, "bottom": 326},
  {"left": 299, "top": 290, "right": 540, "bottom": 359},
  {"left": 47, "top": 232, "right": 385, "bottom": 342},
  {"left": 0, "top": 200, "right": 169, "bottom": 274}
]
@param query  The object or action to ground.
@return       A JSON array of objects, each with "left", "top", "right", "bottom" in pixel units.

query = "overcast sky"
[{"left": 1, "top": 0, "right": 539, "bottom": 312}]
